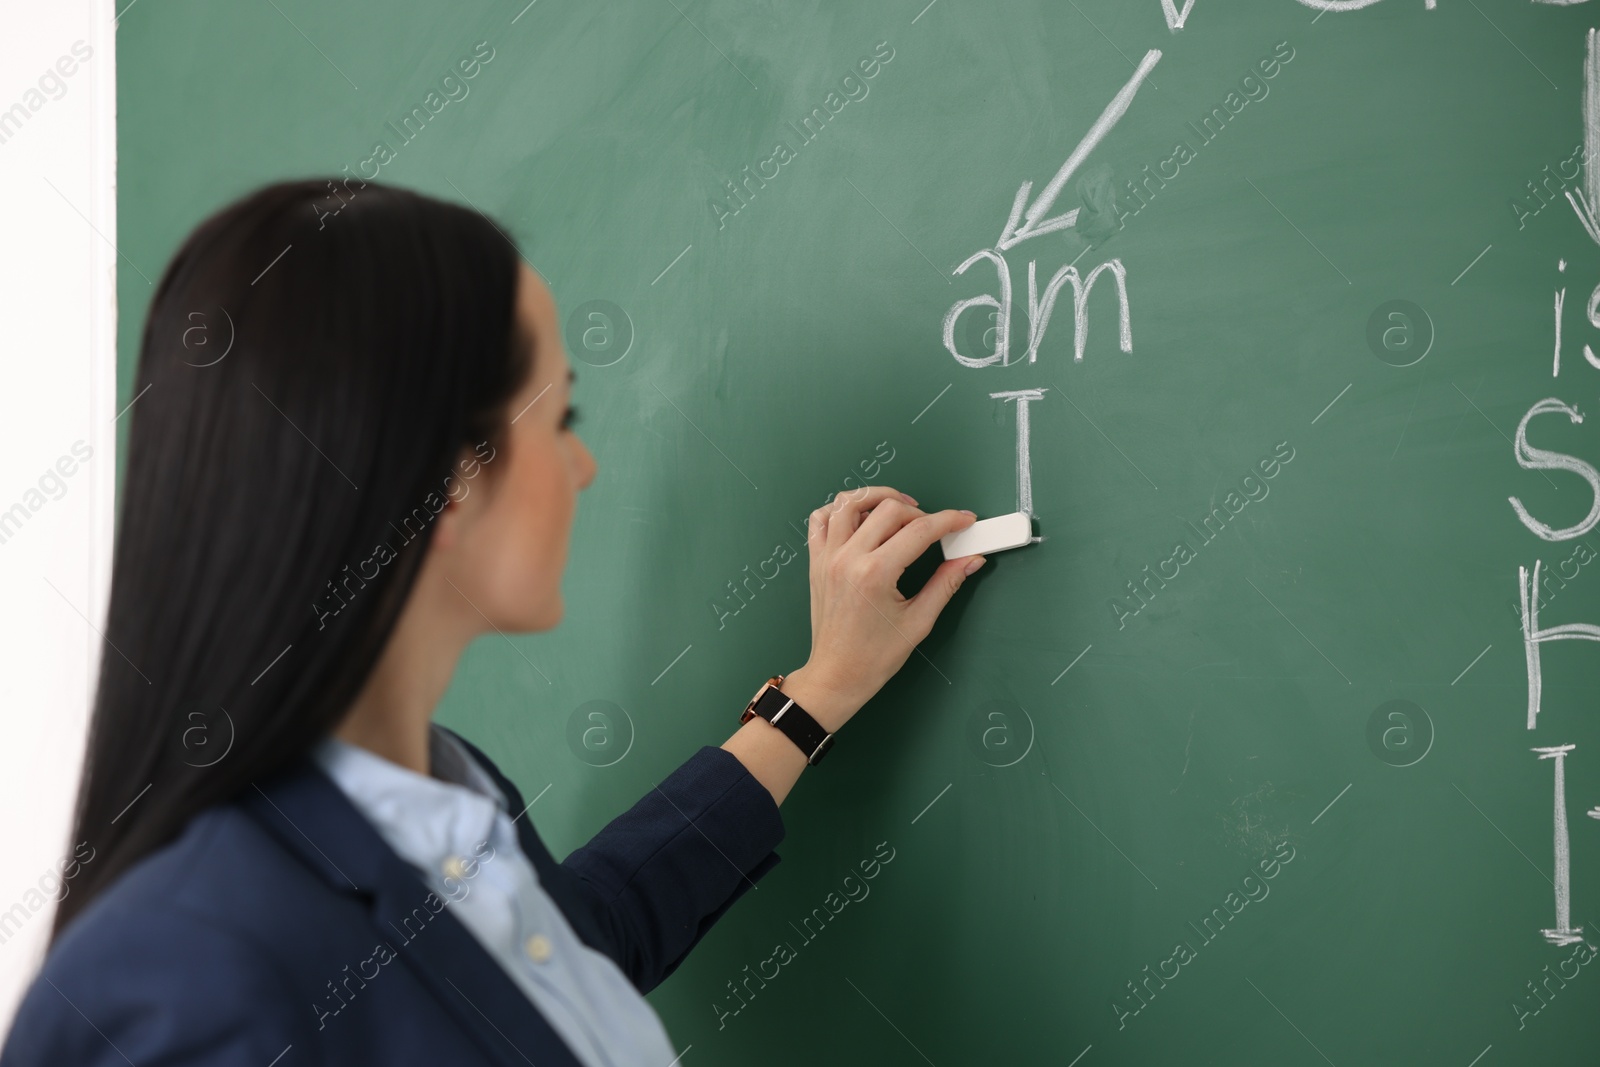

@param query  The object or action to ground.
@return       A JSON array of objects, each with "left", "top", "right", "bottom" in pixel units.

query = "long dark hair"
[{"left": 52, "top": 178, "right": 531, "bottom": 937}]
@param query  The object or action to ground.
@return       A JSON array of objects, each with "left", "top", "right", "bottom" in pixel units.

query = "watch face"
[
  {"left": 743, "top": 678, "right": 777, "bottom": 723},
  {"left": 747, "top": 676, "right": 782, "bottom": 708}
]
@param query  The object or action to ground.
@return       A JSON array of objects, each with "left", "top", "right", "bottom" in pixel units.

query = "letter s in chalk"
[
  {"left": 940, "top": 511, "right": 1034, "bottom": 560},
  {"left": 1510, "top": 398, "right": 1600, "bottom": 541}
]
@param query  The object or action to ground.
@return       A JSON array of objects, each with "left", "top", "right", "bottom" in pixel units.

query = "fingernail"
[
  {"left": 960, "top": 510, "right": 976, "bottom": 518},
  {"left": 963, "top": 556, "right": 986, "bottom": 576},
  {"left": 901, "top": 493, "right": 918, "bottom": 505}
]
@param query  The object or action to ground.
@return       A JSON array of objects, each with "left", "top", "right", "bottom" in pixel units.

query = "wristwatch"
[{"left": 740, "top": 674, "right": 835, "bottom": 766}]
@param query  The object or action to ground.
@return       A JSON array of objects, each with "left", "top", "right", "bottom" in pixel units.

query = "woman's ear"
[
  {"left": 431, "top": 444, "right": 491, "bottom": 551},
  {"left": 432, "top": 493, "right": 463, "bottom": 551}
]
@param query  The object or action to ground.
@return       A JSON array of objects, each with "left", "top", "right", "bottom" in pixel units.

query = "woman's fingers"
[
  {"left": 906, "top": 555, "right": 985, "bottom": 636},
  {"left": 819, "top": 485, "right": 914, "bottom": 551},
  {"left": 850, "top": 498, "right": 923, "bottom": 553},
  {"left": 806, "top": 504, "right": 829, "bottom": 565},
  {"left": 877, "top": 508, "right": 976, "bottom": 571},
  {"left": 794, "top": 493, "right": 984, "bottom": 731}
]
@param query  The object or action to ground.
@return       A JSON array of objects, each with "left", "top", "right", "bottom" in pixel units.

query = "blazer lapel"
[{"left": 242, "top": 756, "right": 586, "bottom": 1067}]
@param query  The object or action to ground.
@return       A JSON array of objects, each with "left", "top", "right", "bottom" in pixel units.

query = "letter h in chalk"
[{"left": 1520, "top": 559, "right": 1600, "bottom": 729}]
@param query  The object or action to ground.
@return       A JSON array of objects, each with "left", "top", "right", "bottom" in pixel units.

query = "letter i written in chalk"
[
  {"left": 991, "top": 388, "right": 1046, "bottom": 517},
  {"left": 1535, "top": 744, "right": 1583, "bottom": 947}
]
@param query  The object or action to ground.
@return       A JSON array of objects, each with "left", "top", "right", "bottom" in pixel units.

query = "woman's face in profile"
[{"left": 438, "top": 262, "right": 596, "bottom": 633}]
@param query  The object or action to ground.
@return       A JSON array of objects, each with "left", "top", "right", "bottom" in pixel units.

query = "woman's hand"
[{"left": 781, "top": 486, "right": 983, "bottom": 732}]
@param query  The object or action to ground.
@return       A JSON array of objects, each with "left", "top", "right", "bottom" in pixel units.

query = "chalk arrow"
[
  {"left": 996, "top": 49, "right": 1162, "bottom": 252},
  {"left": 1160, "top": 0, "right": 1196, "bottom": 30}
]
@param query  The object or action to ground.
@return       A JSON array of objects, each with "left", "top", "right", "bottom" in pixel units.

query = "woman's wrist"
[
  {"left": 720, "top": 663, "right": 861, "bottom": 807},
  {"left": 780, "top": 664, "right": 861, "bottom": 734}
]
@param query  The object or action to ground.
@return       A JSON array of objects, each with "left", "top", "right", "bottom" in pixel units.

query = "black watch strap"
[{"left": 745, "top": 683, "right": 835, "bottom": 765}]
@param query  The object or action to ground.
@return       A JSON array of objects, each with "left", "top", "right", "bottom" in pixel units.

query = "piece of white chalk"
[{"left": 940, "top": 511, "right": 1034, "bottom": 560}]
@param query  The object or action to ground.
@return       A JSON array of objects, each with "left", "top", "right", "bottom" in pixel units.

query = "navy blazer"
[{"left": 1, "top": 732, "right": 786, "bottom": 1066}]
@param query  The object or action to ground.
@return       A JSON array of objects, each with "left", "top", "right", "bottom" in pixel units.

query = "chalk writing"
[
  {"left": 1508, "top": 538, "right": 1600, "bottom": 628},
  {"left": 1536, "top": 745, "right": 1583, "bottom": 946},
  {"left": 1503, "top": 26, "right": 1600, "bottom": 949},
  {"left": 1509, "top": 399, "right": 1600, "bottom": 542},
  {"left": 991, "top": 390, "right": 1046, "bottom": 516},
  {"left": 1519, "top": 560, "right": 1600, "bottom": 730},
  {"left": 942, "top": 54, "right": 1158, "bottom": 369},
  {"left": 1159, "top": 0, "right": 1197, "bottom": 31}
]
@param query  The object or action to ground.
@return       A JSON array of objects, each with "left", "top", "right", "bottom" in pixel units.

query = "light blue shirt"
[{"left": 312, "top": 725, "right": 679, "bottom": 1067}]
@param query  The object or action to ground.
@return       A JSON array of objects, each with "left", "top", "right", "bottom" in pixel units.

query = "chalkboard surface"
[{"left": 118, "top": 1, "right": 1600, "bottom": 1063}]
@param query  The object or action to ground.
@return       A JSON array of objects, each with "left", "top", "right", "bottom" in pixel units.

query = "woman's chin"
[{"left": 522, "top": 594, "right": 562, "bottom": 633}]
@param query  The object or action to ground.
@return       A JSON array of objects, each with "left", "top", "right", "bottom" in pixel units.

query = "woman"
[{"left": 1, "top": 180, "right": 984, "bottom": 1066}]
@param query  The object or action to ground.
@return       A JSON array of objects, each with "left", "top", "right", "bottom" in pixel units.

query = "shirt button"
[
  {"left": 524, "top": 934, "right": 552, "bottom": 963},
  {"left": 441, "top": 856, "right": 467, "bottom": 880}
]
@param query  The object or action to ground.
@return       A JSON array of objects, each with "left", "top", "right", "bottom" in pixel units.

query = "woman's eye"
[{"left": 560, "top": 405, "right": 580, "bottom": 431}]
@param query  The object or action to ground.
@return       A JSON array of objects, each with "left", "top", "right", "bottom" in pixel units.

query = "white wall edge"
[{"left": 0, "top": 0, "right": 118, "bottom": 1038}]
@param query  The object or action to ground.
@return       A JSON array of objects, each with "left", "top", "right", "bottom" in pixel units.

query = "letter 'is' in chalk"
[{"left": 940, "top": 511, "right": 1034, "bottom": 560}]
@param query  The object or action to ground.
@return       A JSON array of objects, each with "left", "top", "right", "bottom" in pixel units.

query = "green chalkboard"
[{"left": 118, "top": 1, "right": 1600, "bottom": 1063}]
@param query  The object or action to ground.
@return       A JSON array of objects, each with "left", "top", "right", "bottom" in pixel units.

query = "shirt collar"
[
  {"left": 428, "top": 725, "right": 509, "bottom": 808},
  {"left": 311, "top": 724, "right": 506, "bottom": 876}
]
